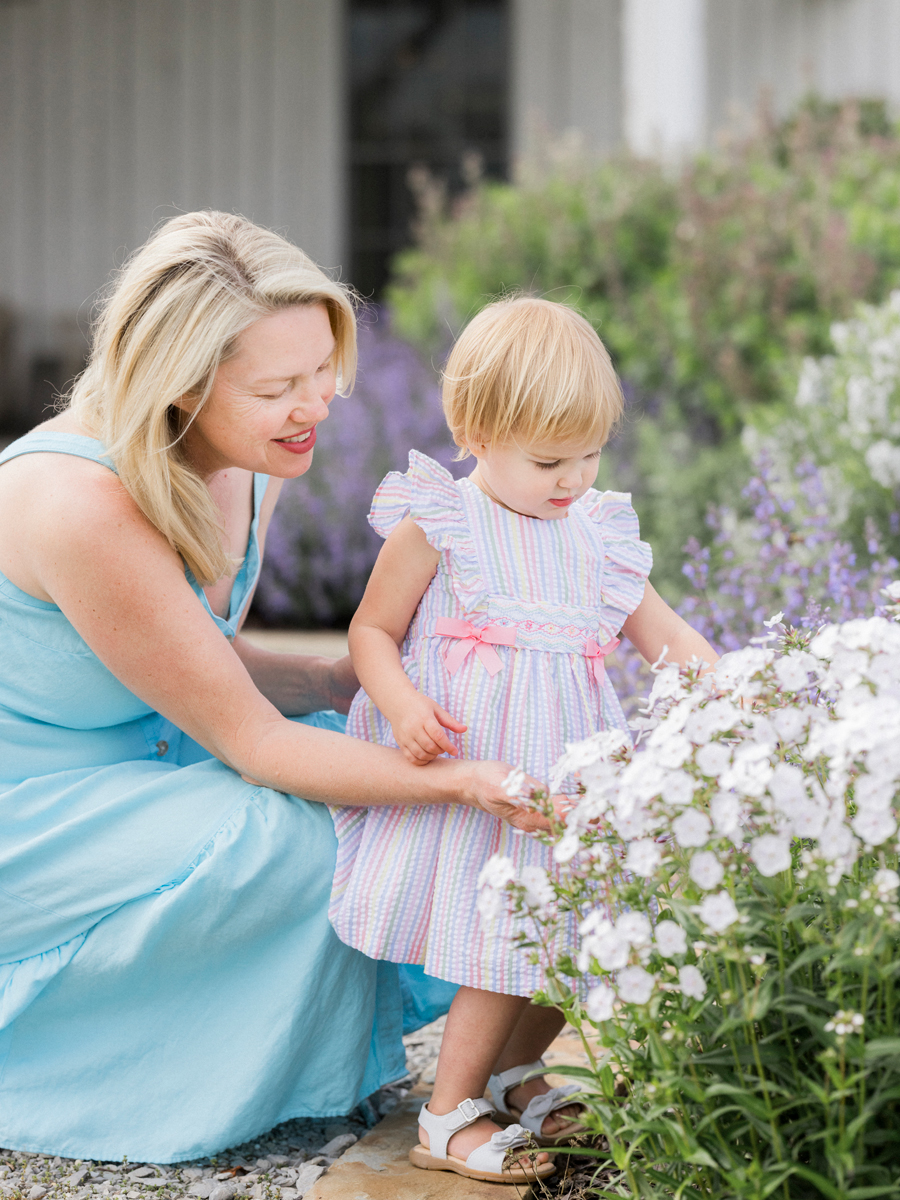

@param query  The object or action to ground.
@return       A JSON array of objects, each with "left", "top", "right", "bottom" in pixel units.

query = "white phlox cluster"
[{"left": 482, "top": 606, "right": 900, "bottom": 1025}]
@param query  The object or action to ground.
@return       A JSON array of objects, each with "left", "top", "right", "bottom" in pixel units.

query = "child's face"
[{"left": 467, "top": 436, "right": 602, "bottom": 520}]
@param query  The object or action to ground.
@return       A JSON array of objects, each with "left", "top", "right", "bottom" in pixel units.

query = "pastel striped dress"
[{"left": 329, "top": 451, "right": 652, "bottom": 996}]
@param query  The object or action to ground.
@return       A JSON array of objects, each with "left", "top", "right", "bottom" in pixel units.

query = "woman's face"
[{"left": 181, "top": 304, "right": 338, "bottom": 479}]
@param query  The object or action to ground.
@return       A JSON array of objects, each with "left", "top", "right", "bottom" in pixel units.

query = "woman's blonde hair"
[
  {"left": 442, "top": 296, "right": 622, "bottom": 457},
  {"left": 68, "top": 210, "right": 356, "bottom": 585}
]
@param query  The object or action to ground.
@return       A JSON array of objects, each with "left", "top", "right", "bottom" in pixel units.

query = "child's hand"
[{"left": 391, "top": 693, "right": 467, "bottom": 765}]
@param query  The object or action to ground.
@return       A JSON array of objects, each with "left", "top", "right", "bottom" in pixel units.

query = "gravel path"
[{"left": 0, "top": 1019, "right": 446, "bottom": 1200}]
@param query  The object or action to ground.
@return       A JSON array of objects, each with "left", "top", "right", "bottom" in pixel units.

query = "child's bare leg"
[
  {"left": 493, "top": 1002, "right": 581, "bottom": 1135},
  {"left": 421, "top": 986, "right": 550, "bottom": 1166}
]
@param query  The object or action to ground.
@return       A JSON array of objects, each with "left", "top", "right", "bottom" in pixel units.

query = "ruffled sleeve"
[
  {"left": 368, "top": 450, "right": 466, "bottom": 551},
  {"left": 580, "top": 489, "right": 653, "bottom": 630}
]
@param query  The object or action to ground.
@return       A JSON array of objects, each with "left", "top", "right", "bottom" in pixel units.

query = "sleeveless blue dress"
[{"left": 0, "top": 432, "right": 455, "bottom": 1164}]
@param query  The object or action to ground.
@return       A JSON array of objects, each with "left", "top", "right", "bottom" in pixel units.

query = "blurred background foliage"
[{"left": 255, "top": 98, "right": 900, "bottom": 628}]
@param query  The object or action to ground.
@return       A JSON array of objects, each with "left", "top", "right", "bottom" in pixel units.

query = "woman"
[{"left": 0, "top": 212, "right": 547, "bottom": 1163}]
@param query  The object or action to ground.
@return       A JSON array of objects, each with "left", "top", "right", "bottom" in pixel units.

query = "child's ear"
[{"left": 463, "top": 435, "right": 489, "bottom": 458}]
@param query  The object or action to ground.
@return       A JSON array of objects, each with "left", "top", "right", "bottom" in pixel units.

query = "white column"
[{"left": 623, "top": 0, "right": 708, "bottom": 159}]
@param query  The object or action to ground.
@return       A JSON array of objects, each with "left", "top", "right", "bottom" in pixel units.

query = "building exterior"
[{"left": 1, "top": 0, "right": 899, "bottom": 427}]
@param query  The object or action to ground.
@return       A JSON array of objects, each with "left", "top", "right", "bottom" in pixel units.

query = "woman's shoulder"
[{"left": 0, "top": 418, "right": 165, "bottom": 604}]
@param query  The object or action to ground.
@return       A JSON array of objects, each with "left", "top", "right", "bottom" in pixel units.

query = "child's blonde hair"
[
  {"left": 69, "top": 210, "right": 356, "bottom": 586},
  {"left": 442, "top": 297, "right": 622, "bottom": 457}
]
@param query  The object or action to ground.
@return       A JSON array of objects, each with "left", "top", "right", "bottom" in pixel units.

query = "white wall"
[
  {"left": 0, "top": 0, "right": 343, "bottom": 423},
  {"left": 511, "top": 0, "right": 623, "bottom": 166},
  {"left": 706, "top": 0, "right": 900, "bottom": 136},
  {"left": 622, "top": 0, "right": 706, "bottom": 159}
]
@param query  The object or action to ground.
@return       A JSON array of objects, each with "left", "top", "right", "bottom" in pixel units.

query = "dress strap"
[{"left": 0, "top": 431, "right": 116, "bottom": 473}]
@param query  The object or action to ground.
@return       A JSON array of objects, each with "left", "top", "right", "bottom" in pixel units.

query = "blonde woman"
[{"left": 0, "top": 212, "right": 547, "bottom": 1163}]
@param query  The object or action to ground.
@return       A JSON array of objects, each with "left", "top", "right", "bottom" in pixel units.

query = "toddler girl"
[{"left": 329, "top": 298, "right": 718, "bottom": 1184}]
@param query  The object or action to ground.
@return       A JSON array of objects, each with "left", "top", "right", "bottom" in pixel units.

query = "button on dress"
[{"left": 0, "top": 432, "right": 453, "bottom": 1163}]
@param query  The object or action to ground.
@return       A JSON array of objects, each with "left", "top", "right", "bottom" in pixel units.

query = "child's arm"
[
  {"left": 349, "top": 517, "right": 468, "bottom": 765},
  {"left": 621, "top": 581, "right": 719, "bottom": 672}
]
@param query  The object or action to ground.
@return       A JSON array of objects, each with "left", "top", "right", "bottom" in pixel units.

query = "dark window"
[{"left": 348, "top": 0, "right": 508, "bottom": 297}]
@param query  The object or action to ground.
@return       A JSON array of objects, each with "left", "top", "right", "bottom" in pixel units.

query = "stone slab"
[
  {"left": 240, "top": 629, "right": 348, "bottom": 658},
  {"left": 306, "top": 1084, "right": 533, "bottom": 1200}
]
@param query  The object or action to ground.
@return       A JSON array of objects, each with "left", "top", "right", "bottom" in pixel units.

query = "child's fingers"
[
  {"left": 422, "top": 719, "right": 460, "bottom": 757},
  {"left": 433, "top": 703, "right": 467, "bottom": 734}
]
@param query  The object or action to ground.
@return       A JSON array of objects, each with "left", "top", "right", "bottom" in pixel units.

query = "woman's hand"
[{"left": 462, "top": 761, "right": 555, "bottom": 834}]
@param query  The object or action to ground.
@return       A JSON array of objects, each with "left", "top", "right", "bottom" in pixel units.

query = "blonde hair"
[
  {"left": 68, "top": 210, "right": 357, "bottom": 585},
  {"left": 442, "top": 297, "right": 622, "bottom": 457}
]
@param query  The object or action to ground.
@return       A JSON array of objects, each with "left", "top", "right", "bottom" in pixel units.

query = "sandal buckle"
[{"left": 457, "top": 1097, "right": 481, "bottom": 1122}]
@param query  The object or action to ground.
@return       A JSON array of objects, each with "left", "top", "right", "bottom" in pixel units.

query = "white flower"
[
  {"left": 771, "top": 705, "right": 810, "bottom": 743},
  {"left": 689, "top": 850, "right": 725, "bottom": 890},
  {"left": 698, "top": 891, "right": 740, "bottom": 933},
  {"left": 553, "top": 827, "right": 582, "bottom": 864},
  {"left": 874, "top": 867, "right": 900, "bottom": 895},
  {"left": 626, "top": 839, "right": 663, "bottom": 878},
  {"left": 594, "top": 927, "right": 631, "bottom": 971},
  {"left": 768, "top": 762, "right": 808, "bottom": 809},
  {"left": 519, "top": 866, "right": 555, "bottom": 914},
  {"left": 660, "top": 770, "right": 695, "bottom": 808},
  {"left": 710, "top": 792, "right": 743, "bottom": 839},
  {"left": 774, "top": 651, "right": 816, "bottom": 692},
  {"left": 672, "top": 809, "right": 712, "bottom": 848},
  {"left": 684, "top": 699, "right": 740, "bottom": 744},
  {"left": 865, "top": 439, "right": 900, "bottom": 488},
  {"left": 764, "top": 611, "right": 785, "bottom": 628},
  {"left": 881, "top": 581, "right": 900, "bottom": 602},
  {"left": 750, "top": 834, "right": 792, "bottom": 877},
  {"left": 477, "top": 855, "right": 517, "bottom": 920},
  {"left": 695, "top": 741, "right": 732, "bottom": 778},
  {"left": 824, "top": 1009, "right": 865, "bottom": 1036},
  {"left": 818, "top": 819, "right": 855, "bottom": 861},
  {"left": 854, "top": 773, "right": 896, "bottom": 811},
  {"left": 720, "top": 742, "right": 774, "bottom": 798},
  {"left": 617, "top": 965, "right": 656, "bottom": 1004},
  {"left": 851, "top": 808, "right": 897, "bottom": 846},
  {"left": 678, "top": 964, "right": 708, "bottom": 1000},
  {"left": 616, "top": 911, "right": 653, "bottom": 946},
  {"left": 655, "top": 920, "right": 688, "bottom": 957},
  {"left": 586, "top": 983, "right": 616, "bottom": 1023},
  {"left": 502, "top": 769, "right": 527, "bottom": 799}
]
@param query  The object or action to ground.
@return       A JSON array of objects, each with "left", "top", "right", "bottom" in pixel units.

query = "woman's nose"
[{"left": 291, "top": 385, "right": 332, "bottom": 423}]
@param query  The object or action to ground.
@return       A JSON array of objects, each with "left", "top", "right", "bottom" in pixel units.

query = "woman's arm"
[
  {"left": 27, "top": 462, "right": 543, "bottom": 829},
  {"left": 349, "top": 517, "right": 467, "bottom": 764},
  {"left": 229, "top": 637, "right": 360, "bottom": 716},
  {"left": 621, "top": 581, "right": 719, "bottom": 671},
  {"left": 227, "top": 475, "right": 359, "bottom": 715}
]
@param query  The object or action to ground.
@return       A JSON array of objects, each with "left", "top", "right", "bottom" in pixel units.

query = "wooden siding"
[
  {"left": 0, "top": 0, "right": 343, "bottom": 425},
  {"left": 706, "top": 0, "right": 900, "bottom": 137}
]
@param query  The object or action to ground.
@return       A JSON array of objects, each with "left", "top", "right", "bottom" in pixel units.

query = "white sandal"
[
  {"left": 488, "top": 1059, "right": 588, "bottom": 1146},
  {"left": 408, "top": 1096, "right": 557, "bottom": 1183}
]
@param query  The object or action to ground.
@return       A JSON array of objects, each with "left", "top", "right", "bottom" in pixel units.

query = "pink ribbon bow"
[
  {"left": 434, "top": 617, "right": 517, "bottom": 677},
  {"left": 585, "top": 636, "right": 620, "bottom": 684}
]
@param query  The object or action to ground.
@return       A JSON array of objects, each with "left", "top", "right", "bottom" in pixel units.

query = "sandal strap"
[
  {"left": 516, "top": 1084, "right": 584, "bottom": 1136},
  {"left": 465, "top": 1123, "right": 530, "bottom": 1175},
  {"left": 418, "top": 1097, "right": 495, "bottom": 1160},
  {"left": 488, "top": 1059, "right": 546, "bottom": 1115}
]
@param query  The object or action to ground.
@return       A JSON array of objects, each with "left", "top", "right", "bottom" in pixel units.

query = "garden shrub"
[
  {"left": 388, "top": 99, "right": 900, "bottom": 598},
  {"left": 486, "top": 599, "right": 900, "bottom": 1199},
  {"left": 748, "top": 291, "right": 900, "bottom": 565}
]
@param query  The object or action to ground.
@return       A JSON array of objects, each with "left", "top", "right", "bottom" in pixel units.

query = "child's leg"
[
  {"left": 421, "top": 985, "right": 551, "bottom": 1166},
  {"left": 492, "top": 1003, "right": 582, "bottom": 1135}
]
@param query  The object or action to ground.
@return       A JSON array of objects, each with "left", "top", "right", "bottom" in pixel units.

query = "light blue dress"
[{"left": 0, "top": 432, "right": 455, "bottom": 1164}]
